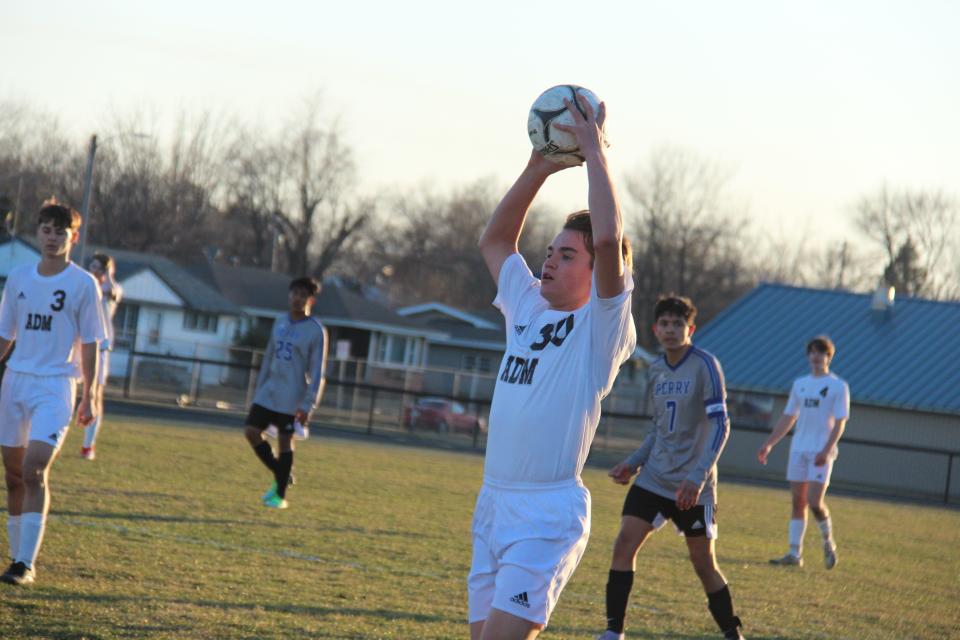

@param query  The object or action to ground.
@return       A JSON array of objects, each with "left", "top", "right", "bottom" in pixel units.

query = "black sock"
[
  {"left": 275, "top": 451, "right": 293, "bottom": 498},
  {"left": 707, "top": 584, "right": 741, "bottom": 634},
  {"left": 253, "top": 441, "right": 277, "bottom": 472},
  {"left": 605, "top": 569, "right": 634, "bottom": 633}
]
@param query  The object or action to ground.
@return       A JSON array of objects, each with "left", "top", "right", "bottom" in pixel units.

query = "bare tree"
[
  {"left": 624, "top": 147, "right": 756, "bottom": 346},
  {"left": 855, "top": 184, "right": 959, "bottom": 299}
]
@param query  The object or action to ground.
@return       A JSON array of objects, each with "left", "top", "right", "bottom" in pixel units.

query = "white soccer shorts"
[
  {"left": 97, "top": 349, "right": 110, "bottom": 386},
  {"left": 786, "top": 449, "right": 835, "bottom": 485},
  {"left": 0, "top": 371, "right": 76, "bottom": 450},
  {"left": 467, "top": 478, "right": 590, "bottom": 627}
]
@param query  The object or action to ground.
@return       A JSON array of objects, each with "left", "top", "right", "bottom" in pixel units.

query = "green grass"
[{"left": 1, "top": 414, "right": 958, "bottom": 639}]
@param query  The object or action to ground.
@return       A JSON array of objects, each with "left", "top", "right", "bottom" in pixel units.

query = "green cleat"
[
  {"left": 263, "top": 495, "right": 288, "bottom": 509},
  {"left": 261, "top": 481, "right": 278, "bottom": 503}
]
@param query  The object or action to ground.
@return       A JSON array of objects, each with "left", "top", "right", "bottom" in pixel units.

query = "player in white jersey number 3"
[
  {"left": 470, "top": 94, "right": 636, "bottom": 639},
  {"left": 0, "top": 200, "right": 107, "bottom": 586},
  {"left": 757, "top": 336, "right": 849, "bottom": 569}
]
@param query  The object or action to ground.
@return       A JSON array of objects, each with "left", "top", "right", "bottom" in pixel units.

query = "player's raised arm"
[
  {"left": 554, "top": 96, "right": 624, "bottom": 299},
  {"left": 479, "top": 150, "right": 568, "bottom": 284}
]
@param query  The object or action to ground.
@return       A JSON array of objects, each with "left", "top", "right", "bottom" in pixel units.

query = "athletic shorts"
[
  {"left": 622, "top": 484, "right": 718, "bottom": 539},
  {"left": 97, "top": 350, "right": 110, "bottom": 386},
  {"left": 786, "top": 449, "right": 835, "bottom": 485},
  {"left": 468, "top": 478, "right": 591, "bottom": 626},
  {"left": 0, "top": 371, "right": 76, "bottom": 450},
  {"left": 245, "top": 403, "right": 295, "bottom": 435}
]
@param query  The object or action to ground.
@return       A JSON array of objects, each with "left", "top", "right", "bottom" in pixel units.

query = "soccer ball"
[{"left": 527, "top": 84, "right": 602, "bottom": 166}]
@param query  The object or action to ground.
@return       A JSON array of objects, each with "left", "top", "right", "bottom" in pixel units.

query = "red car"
[{"left": 403, "top": 397, "right": 486, "bottom": 434}]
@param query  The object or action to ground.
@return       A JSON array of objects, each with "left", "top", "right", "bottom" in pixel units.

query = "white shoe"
[
  {"left": 769, "top": 552, "right": 803, "bottom": 567},
  {"left": 824, "top": 542, "right": 838, "bottom": 570},
  {"left": 596, "top": 632, "right": 625, "bottom": 640},
  {"left": 293, "top": 420, "right": 309, "bottom": 440},
  {"left": 264, "top": 425, "right": 278, "bottom": 439}
]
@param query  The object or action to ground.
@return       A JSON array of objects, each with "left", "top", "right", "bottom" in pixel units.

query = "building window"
[
  {"left": 462, "top": 354, "right": 492, "bottom": 373},
  {"left": 183, "top": 311, "right": 219, "bottom": 333},
  {"left": 113, "top": 303, "right": 139, "bottom": 349}
]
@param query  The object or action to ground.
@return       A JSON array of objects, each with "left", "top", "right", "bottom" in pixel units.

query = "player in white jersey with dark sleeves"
[
  {"left": 242, "top": 276, "right": 327, "bottom": 509},
  {"left": 0, "top": 200, "right": 107, "bottom": 586},
  {"left": 81, "top": 252, "right": 123, "bottom": 461},
  {"left": 470, "top": 93, "right": 636, "bottom": 640},
  {"left": 599, "top": 295, "right": 744, "bottom": 640},
  {"left": 757, "top": 336, "right": 849, "bottom": 569}
]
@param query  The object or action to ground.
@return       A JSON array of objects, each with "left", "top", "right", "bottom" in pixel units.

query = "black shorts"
[
  {"left": 245, "top": 403, "right": 295, "bottom": 435},
  {"left": 621, "top": 485, "right": 716, "bottom": 538}
]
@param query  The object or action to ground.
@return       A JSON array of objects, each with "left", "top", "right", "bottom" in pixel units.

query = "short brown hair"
[
  {"left": 91, "top": 252, "right": 114, "bottom": 271},
  {"left": 654, "top": 294, "right": 697, "bottom": 324},
  {"left": 38, "top": 198, "right": 82, "bottom": 231},
  {"left": 289, "top": 276, "right": 321, "bottom": 297},
  {"left": 806, "top": 335, "right": 836, "bottom": 358},
  {"left": 561, "top": 210, "right": 632, "bottom": 270}
]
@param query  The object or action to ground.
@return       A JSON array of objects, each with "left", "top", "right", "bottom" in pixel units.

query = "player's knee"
[
  {"left": 810, "top": 503, "right": 827, "bottom": 519},
  {"left": 244, "top": 426, "right": 262, "bottom": 444},
  {"left": 4, "top": 468, "right": 24, "bottom": 492},
  {"left": 21, "top": 465, "right": 45, "bottom": 489},
  {"left": 612, "top": 528, "right": 643, "bottom": 560}
]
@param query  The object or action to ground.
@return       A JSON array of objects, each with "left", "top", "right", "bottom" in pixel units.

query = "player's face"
[
  {"left": 89, "top": 259, "right": 106, "bottom": 281},
  {"left": 288, "top": 287, "right": 315, "bottom": 315},
  {"left": 653, "top": 313, "right": 695, "bottom": 351},
  {"left": 808, "top": 349, "right": 831, "bottom": 374},
  {"left": 540, "top": 229, "right": 593, "bottom": 310},
  {"left": 37, "top": 222, "right": 77, "bottom": 259}
]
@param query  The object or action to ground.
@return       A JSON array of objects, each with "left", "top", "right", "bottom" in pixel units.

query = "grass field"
[{"left": 0, "top": 413, "right": 958, "bottom": 640}]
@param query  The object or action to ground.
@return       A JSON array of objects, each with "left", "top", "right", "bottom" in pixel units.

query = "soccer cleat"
[
  {"left": 596, "top": 632, "right": 625, "bottom": 640},
  {"left": 261, "top": 481, "right": 278, "bottom": 503},
  {"left": 724, "top": 628, "right": 745, "bottom": 640},
  {"left": 824, "top": 542, "right": 838, "bottom": 570},
  {"left": 1, "top": 561, "right": 35, "bottom": 585},
  {"left": 265, "top": 425, "right": 279, "bottom": 439},
  {"left": 262, "top": 495, "right": 288, "bottom": 509},
  {"left": 293, "top": 420, "right": 309, "bottom": 440},
  {"left": 80, "top": 446, "right": 96, "bottom": 461},
  {"left": 769, "top": 553, "right": 803, "bottom": 567}
]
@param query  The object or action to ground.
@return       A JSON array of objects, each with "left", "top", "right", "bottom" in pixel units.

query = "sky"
[{"left": 2, "top": 1, "right": 958, "bottom": 245}]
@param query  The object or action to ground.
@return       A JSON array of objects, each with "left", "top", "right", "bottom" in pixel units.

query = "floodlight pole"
[{"left": 77, "top": 134, "right": 98, "bottom": 267}]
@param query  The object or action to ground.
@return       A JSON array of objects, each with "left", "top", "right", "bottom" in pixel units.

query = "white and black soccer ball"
[{"left": 527, "top": 84, "right": 602, "bottom": 166}]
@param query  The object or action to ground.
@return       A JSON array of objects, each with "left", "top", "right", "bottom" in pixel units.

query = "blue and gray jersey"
[
  {"left": 626, "top": 346, "right": 730, "bottom": 506},
  {"left": 252, "top": 314, "right": 328, "bottom": 415}
]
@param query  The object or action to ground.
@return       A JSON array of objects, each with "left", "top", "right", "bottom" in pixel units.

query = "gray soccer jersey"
[
  {"left": 626, "top": 346, "right": 730, "bottom": 506},
  {"left": 252, "top": 314, "right": 328, "bottom": 415}
]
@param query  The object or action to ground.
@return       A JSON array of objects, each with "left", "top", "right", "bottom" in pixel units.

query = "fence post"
[
  {"left": 123, "top": 352, "right": 134, "bottom": 399},
  {"left": 946, "top": 452, "right": 954, "bottom": 504},
  {"left": 189, "top": 360, "right": 202, "bottom": 404},
  {"left": 367, "top": 386, "right": 377, "bottom": 435}
]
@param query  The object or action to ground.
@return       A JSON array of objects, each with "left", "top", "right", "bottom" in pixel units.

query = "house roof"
[{"left": 694, "top": 283, "right": 960, "bottom": 416}]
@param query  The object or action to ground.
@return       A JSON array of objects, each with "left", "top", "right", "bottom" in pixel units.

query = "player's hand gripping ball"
[{"left": 527, "top": 84, "right": 603, "bottom": 166}]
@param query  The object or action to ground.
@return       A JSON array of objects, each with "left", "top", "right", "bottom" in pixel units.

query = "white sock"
[
  {"left": 17, "top": 512, "right": 46, "bottom": 568},
  {"left": 83, "top": 416, "right": 101, "bottom": 449},
  {"left": 788, "top": 518, "right": 807, "bottom": 557},
  {"left": 818, "top": 517, "right": 834, "bottom": 546},
  {"left": 7, "top": 514, "right": 21, "bottom": 561}
]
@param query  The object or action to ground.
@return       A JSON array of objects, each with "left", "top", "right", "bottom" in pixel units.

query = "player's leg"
[
  {"left": 2, "top": 446, "right": 26, "bottom": 563},
  {"left": 807, "top": 478, "right": 837, "bottom": 569},
  {"left": 269, "top": 429, "right": 294, "bottom": 508},
  {"left": 476, "top": 608, "right": 543, "bottom": 640},
  {"left": 601, "top": 486, "right": 661, "bottom": 639},
  {"left": 772, "top": 451, "right": 809, "bottom": 565},
  {"left": 6, "top": 439, "right": 59, "bottom": 585},
  {"left": 685, "top": 534, "right": 744, "bottom": 640},
  {"left": 81, "top": 351, "right": 108, "bottom": 459},
  {"left": 244, "top": 404, "right": 278, "bottom": 480}
]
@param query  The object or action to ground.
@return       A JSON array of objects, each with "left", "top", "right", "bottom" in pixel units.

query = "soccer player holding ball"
[
  {"left": 599, "top": 295, "right": 745, "bottom": 640},
  {"left": 242, "top": 277, "right": 327, "bottom": 509},
  {"left": 757, "top": 336, "right": 848, "bottom": 569},
  {"left": 470, "top": 92, "right": 636, "bottom": 639},
  {"left": 0, "top": 200, "right": 107, "bottom": 585}
]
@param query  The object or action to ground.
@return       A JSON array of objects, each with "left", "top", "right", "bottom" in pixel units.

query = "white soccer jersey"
[
  {"left": 0, "top": 262, "right": 107, "bottom": 378},
  {"left": 99, "top": 281, "right": 122, "bottom": 350},
  {"left": 483, "top": 253, "right": 636, "bottom": 484},
  {"left": 784, "top": 373, "right": 850, "bottom": 454}
]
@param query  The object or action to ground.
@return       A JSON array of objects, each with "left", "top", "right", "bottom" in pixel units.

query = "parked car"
[{"left": 402, "top": 397, "right": 486, "bottom": 434}]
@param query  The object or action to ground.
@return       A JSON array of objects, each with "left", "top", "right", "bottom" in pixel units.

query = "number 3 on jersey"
[
  {"left": 275, "top": 340, "right": 293, "bottom": 361},
  {"left": 665, "top": 400, "right": 678, "bottom": 433}
]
